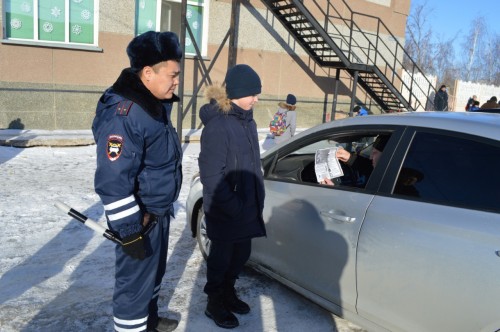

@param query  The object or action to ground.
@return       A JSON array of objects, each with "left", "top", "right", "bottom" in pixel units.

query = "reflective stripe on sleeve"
[
  {"left": 104, "top": 195, "right": 136, "bottom": 211},
  {"left": 107, "top": 205, "right": 141, "bottom": 222}
]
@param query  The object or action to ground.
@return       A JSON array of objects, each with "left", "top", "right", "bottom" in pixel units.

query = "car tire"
[{"left": 196, "top": 205, "right": 211, "bottom": 260}]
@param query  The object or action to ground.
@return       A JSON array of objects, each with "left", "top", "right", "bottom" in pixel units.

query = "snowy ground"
[{"left": 0, "top": 139, "right": 363, "bottom": 332}]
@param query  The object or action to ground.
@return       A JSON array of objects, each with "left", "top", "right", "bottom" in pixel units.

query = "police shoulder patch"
[
  {"left": 107, "top": 134, "right": 124, "bottom": 161},
  {"left": 116, "top": 101, "right": 133, "bottom": 116}
]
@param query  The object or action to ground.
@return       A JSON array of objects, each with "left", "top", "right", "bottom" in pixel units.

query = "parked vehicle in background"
[{"left": 187, "top": 112, "right": 500, "bottom": 332}]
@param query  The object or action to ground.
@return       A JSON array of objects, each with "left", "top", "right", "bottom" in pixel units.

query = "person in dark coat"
[
  {"left": 92, "top": 31, "right": 183, "bottom": 332},
  {"left": 469, "top": 100, "right": 481, "bottom": 111},
  {"left": 198, "top": 64, "right": 267, "bottom": 329},
  {"left": 434, "top": 84, "right": 449, "bottom": 111},
  {"left": 480, "top": 96, "right": 500, "bottom": 109}
]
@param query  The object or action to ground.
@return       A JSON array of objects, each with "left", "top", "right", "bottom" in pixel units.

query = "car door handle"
[{"left": 320, "top": 210, "right": 356, "bottom": 223}]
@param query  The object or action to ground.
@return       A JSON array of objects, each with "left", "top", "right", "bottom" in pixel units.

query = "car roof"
[
  {"left": 261, "top": 112, "right": 500, "bottom": 157},
  {"left": 306, "top": 112, "right": 500, "bottom": 138}
]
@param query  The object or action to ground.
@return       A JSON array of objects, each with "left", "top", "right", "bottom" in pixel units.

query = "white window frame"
[
  {"left": 137, "top": 0, "right": 209, "bottom": 57},
  {"left": 2, "top": 0, "right": 100, "bottom": 51}
]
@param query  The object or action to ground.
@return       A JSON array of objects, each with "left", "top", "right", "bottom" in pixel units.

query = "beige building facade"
[{"left": 0, "top": 0, "right": 411, "bottom": 131}]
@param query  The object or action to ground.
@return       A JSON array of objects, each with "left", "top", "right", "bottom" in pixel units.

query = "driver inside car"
[{"left": 319, "top": 135, "right": 389, "bottom": 186}]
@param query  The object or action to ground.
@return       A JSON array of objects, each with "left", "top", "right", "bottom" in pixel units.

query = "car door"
[
  {"left": 356, "top": 129, "right": 500, "bottom": 332},
  {"left": 251, "top": 128, "right": 399, "bottom": 315}
]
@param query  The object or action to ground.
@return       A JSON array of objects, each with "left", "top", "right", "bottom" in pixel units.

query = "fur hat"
[
  {"left": 126, "top": 31, "right": 183, "bottom": 71},
  {"left": 225, "top": 64, "right": 262, "bottom": 99}
]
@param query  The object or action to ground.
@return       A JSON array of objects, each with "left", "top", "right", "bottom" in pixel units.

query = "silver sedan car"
[{"left": 187, "top": 112, "right": 500, "bottom": 332}]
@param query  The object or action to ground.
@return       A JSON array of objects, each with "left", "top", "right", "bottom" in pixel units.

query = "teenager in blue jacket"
[
  {"left": 198, "top": 64, "right": 267, "bottom": 329},
  {"left": 92, "top": 31, "right": 182, "bottom": 332}
]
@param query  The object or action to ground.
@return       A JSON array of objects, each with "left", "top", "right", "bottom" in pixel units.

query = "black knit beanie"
[
  {"left": 127, "top": 31, "right": 183, "bottom": 71},
  {"left": 224, "top": 64, "right": 262, "bottom": 99}
]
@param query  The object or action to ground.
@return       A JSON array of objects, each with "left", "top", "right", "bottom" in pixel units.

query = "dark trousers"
[
  {"left": 112, "top": 215, "right": 170, "bottom": 331},
  {"left": 204, "top": 239, "right": 251, "bottom": 296}
]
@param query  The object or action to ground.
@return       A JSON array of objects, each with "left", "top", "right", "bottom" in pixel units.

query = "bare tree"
[
  {"left": 434, "top": 38, "right": 458, "bottom": 90},
  {"left": 477, "top": 33, "right": 500, "bottom": 85},
  {"left": 460, "top": 17, "right": 487, "bottom": 82},
  {"left": 404, "top": 2, "right": 434, "bottom": 73}
]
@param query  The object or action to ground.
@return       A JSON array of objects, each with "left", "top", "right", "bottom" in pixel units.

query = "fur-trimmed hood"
[
  {"left": 199, "top": 85, "right": 255, "bottom": 126},
  {"left": 199, "top": 85, "right": 230, "bottom": 125},
  {"left": 112, "top": 68, "right": 179, "bottom": 119},
  {"left": 204, "top": 85, "right": 231, "bottom": 111}
]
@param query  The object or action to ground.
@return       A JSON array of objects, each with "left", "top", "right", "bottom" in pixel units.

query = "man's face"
[
  {"left": 232, "top": 95, "right": 259, "bottom": 111},
  {"left": 370, "top": 148, "right": 383, "bottom": 167},
  {"left": 143, "top": 60, "right": 181, "bottom": 100}
]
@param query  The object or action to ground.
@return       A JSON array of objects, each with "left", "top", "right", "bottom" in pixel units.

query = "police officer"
[{"left": 92, "top": 31, "right": 183, "bottom": 332}]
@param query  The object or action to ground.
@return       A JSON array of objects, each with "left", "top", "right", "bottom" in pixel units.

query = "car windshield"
[{"left": 292, "top": 140, "right": 339, "bottom": 154}]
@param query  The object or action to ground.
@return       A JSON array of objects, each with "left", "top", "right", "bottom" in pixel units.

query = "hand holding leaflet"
[{"left": 315, "top": 147, "right": 344, "bottom": 183}]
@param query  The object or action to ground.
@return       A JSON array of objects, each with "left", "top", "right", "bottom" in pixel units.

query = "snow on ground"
[{"left": 0, "top": 140, "right": 363, "bottom": 332}]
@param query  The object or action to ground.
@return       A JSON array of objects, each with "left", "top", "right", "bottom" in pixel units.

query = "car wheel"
[{"left": 196, "top": 205, "right": 211, "bottom": 260}]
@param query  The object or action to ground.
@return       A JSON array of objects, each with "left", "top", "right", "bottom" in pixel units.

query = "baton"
[{"left": 55, "top": 201, "right": 124, "bottom": 245}]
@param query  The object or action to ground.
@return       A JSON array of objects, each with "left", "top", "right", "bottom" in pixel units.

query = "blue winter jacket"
[
  {"left": 198, "top": 96, "right": 266, "bottom": 242},
  {"left": 92, "top": 68, "right": 182, "bottom": 238}
]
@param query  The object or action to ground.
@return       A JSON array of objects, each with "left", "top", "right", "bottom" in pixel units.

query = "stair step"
[
  {"left": 270, "top": 3, "right": 295, "bottom": 11},
  {"left": 300, "top": 33, "right": 321, "bottom": 38},
  {"left": 309, "top": 46, "right": 333, "bottom": 51},
  {"left": 295, "top": 27, "right": 316, "bottom": 32},
  {"left": 288, "top": 19, "right": 309, "bottom": 25},
  {"left": 280, "top": 12, "right": 302, "bottom": 19}
]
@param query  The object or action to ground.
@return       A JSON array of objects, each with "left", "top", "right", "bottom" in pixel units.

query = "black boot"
[
  {"left": 147, "top": 317, "right": 178, "bottom": 332},
  {"left": 205, "top": 294, "right": 239, "bottom": 329},
  {"left": 224, "top": 285, "right": 250, "bottom": 314}
]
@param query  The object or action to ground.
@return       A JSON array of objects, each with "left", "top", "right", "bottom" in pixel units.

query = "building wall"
[{"left": 0, "top": 0, "right": 411, "bottom": 130}]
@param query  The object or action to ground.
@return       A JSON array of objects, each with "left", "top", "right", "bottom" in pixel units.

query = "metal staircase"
[{"left": 261, "top": 0, "right": 435, "bottom": 112}]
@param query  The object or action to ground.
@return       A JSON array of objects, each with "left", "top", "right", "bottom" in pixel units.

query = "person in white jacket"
[{"left": 274, "top": 94, "right": 297, "bottom": 144}]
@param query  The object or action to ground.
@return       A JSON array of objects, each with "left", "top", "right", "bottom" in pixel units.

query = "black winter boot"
[
  {"left": 224, "top": 285, "right": 250, "bottom": 314},
  {"left": 147, "top": 317, "right": 178, "bottom": 332},
  {"left": 205, "top": 294, "right": 239, "bottom": 329}
]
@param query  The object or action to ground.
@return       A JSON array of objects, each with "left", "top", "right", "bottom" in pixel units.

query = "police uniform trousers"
[
  {"left": 204, "top": 239, "right": 251, "bottom": 296},
  {"left": 113, "top": 215, "right": 170, "bottom": 332}
]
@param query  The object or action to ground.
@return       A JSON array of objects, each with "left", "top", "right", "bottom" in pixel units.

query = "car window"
[
  {"left": 268, "top": 133, "right": 384, "bottom": 189},
  {"left": 394, "top": 131, "right": 500, "bottom": 212}
]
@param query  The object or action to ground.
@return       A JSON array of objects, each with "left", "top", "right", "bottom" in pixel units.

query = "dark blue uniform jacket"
[
  {"left": 92, "top": 68, "right": 182, "bottom": 239},
  {"left": 198, "top": 99, "right": 266, "bottom": 242}
]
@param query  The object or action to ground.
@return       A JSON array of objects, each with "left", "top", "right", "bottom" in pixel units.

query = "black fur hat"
[{"left": 126, "top": 31, "right": 183, "bottom": 71}]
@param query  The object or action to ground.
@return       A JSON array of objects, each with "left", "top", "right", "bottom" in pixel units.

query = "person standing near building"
[
  {"left": 198, "top": 64, "right": 267, "bottom": 329},
  {"left": 465, "top": 95, "right": 478, "bottom": 111},
  {"left": 480, "top": 96, "right": 500, "bottom": 109},
  {"left": 274, "top": 93, "right": 297, "bottom": 144},
  {"left": 434, "top": 84, "right": 449, "bottom": 111},
  {"left": 469, "top": 100, "right": 481, "bottom": 111},
  {"left": 92, "top": 31, "right": 183, "bottom": 332},
  {"left": 353, "top": 105, "right": 368, "bottom": 116}
]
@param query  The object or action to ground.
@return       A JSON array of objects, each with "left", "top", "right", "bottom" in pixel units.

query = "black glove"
[{"left": 122, "top": 232, "right": 146, "bottom": 260}]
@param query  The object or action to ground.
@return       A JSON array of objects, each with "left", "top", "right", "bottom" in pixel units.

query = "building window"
[
  {"left": 135, "top": 0, "right": 208, "bottom": 57},
  {"left": 4, "top": 0, "right": 98, "bottom": 46}
]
